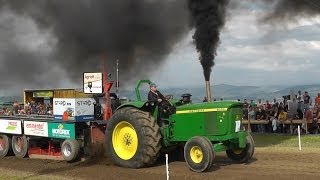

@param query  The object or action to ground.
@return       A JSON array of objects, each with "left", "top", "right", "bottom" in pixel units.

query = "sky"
[
  {"left": 151, "top": 1, "right": 320, "bottom": 89},
  {"left": 1, "top": 1, "right": 320, "bottom": 95}
]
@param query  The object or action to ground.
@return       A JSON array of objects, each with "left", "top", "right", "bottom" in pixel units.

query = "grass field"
[{"left": 252, "top": 133, "right": 320, "bottom": 148}]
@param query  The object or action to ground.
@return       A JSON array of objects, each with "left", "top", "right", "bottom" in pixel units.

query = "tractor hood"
[{"left": 175, "top": 101, "right": 242, "bottom": 114}]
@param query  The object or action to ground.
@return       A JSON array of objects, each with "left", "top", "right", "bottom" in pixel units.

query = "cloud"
[{"left": 152, "top": 2, "right": 320, "bottom": 88}]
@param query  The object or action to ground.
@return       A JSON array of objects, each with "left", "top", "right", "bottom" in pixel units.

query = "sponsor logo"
[
  {"left": 85, "top": 74, "right": 94, "bottom": 80},
  {"left": 52, "top": 124, "right": 70, "bottom": 136},
  {"left": 54, "top": 100, "right": 72, "bottom": 106},
  {"left": 77, "top": 100, "right": 92, "bottom": 106},
  {"left": 176, "top": 108, "right": 228, "bottom": 114},
  {"left": 6, "top": 121, "right": 17, "bottom": 131},
  {"left": 26, "top": 123, "right": 44, "bottom": 130}
]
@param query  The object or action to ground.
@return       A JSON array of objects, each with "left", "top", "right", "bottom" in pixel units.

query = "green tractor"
[{"left": 105, "top": 80, "right": 254, "bottom": 172}]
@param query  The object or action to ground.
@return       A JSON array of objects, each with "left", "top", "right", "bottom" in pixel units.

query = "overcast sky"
[
  {"left": 1, "top": 1, "right": 320, "bottom": 95},
  {"left": 150, "top": 2, "right": 320, "bottom": 89}
]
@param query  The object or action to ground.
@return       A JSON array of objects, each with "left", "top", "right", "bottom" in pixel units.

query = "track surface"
[{"left": 0, "top": 148, "right": 320, "bottom": 180}]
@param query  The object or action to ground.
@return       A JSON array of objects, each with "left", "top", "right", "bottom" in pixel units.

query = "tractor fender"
[{"left": 116, "top": 101, "right": 157, "bottom": 112}]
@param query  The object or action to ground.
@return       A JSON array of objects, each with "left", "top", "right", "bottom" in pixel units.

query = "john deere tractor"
[{"left": 105, "top": 80, "right": 254, "bottom": 172}]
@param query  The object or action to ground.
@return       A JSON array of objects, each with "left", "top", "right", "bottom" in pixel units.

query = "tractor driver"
[
  {"left": 148, "top": 83, "right": 165, "bottom": 103},
  {"left": 176, "top": 93, "right": 192, "bottom": 106}
]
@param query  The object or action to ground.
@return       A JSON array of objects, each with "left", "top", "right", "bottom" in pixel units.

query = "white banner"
[
  {"left": 53, "top": 98, "right": 95, "bottom": 121},
  {"left": 24, "top": 121, "right": 48, "bottom": 137},
  {"left": 53, "top": 98, "right": 76, "bottom": 120},
  {"left": 75, "top": 98, "right": 95, "bottom": 116},
  {"left": 0, "top": 119, "right": 22, "bottom": 134},
  {"left": 83, "top": 72, "right": 103, "bottom": 94}
]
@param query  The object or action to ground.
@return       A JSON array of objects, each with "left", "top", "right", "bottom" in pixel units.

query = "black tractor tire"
[
  {"left": 105, "top": 107, "right": 162, "bottom": 168},
  {"left": 226, "top": 133, "right": 255, "bottom": 163},
  {"left": 202, "top": 137, "right": 215, "bottom": 171},
  {"left": 61, "top": 139, "right": 80, "bottom": 162},
  {"left": 12, "top": 135, "right": 28, "bottom": 158},
  {"left": 0, "top": 134, "right": 12, "bottom": 158},
  {"left": 184, "top": 136, "right": 215, "bottom": 172}
]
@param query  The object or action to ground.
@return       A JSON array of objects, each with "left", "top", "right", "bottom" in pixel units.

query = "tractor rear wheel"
[
  {"left": 226, "top": 133, "right": 255, "bottom": 163},
  {"left": 0, "top": 134, "right": 12, "bottom": 158},
  {"left": 184, "top": 136, "right": 215, "bottom": 172},
  {"left": 106, "top": 107, "right": 162, "bottom": 168},
  {"left": 12, "top": 135, "right": 28, "bottom": 158}
]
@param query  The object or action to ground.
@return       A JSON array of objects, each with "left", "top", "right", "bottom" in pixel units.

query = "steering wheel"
[{"left": 159, "top": 100, "right": 174, "bottom": 115}]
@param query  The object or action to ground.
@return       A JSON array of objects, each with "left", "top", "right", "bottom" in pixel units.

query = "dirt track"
[{"left": 1, "top": 148, "right": 320, "bottom": 180}]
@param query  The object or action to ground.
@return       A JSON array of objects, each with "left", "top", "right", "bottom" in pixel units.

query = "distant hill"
[
  {"left": 119, "top": 84, "right": 320, "bottom": 103},
  {"left": 0, "top": 96, "right": 22, "bottom": 104},
  {"left": 1, "top": 84, "right": 319, "bottom": 104}
]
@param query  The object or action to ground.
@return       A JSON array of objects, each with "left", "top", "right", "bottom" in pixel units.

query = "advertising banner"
[
  {"left": 0, "top": 119, "right": 22, "bottom": 134},
  {"left": 83, "top": 72, "right": 103, "bottom": 94},
  {"left": 24, "top": 121, "right": 48, "bottom": 137},
  {"left": 53, "top": 98, "right": 76, "bottom": 120},
  {"left": 33, "top": 91, "right": 53, "bottom": 98},
  {"left": 53, "top": 98, "right": 95, "bottom": 121},
  {"left": 75, "top": 98, "right": 95, "bottom": 121},
  {"left": 48, "top": 123, "right": 75, "bottom": 139}
]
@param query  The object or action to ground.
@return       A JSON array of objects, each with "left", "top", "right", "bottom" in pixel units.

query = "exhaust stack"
[{"left": 205, "top": 81, "right": 212, "bottom": 102}]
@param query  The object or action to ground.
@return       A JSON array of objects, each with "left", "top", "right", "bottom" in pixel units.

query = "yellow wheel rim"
[
  {"left": 112, "top": 121, "right": 138, "bottom": 160},
  {"left": 190, "top": 146, "right": 203, "bottom": 163},
  {"left": 233, "top": 149, "right": 243, "bottom": 154}
]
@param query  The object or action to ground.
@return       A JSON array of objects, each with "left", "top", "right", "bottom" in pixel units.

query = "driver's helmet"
[{"left": 181, "top": 93, "right": 192, "bottom": 103}]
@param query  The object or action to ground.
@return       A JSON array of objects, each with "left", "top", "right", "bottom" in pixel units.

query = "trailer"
[
  {"left": 0, "top": 71, "right": 114, "bottom": 161},
  {"left": 0, "top": 116, "right": 106, "bottom": 161}
]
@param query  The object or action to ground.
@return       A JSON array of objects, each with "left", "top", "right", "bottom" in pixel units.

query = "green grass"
[{"left": 252, "top": 133, "right": 320, "bottom": 148}]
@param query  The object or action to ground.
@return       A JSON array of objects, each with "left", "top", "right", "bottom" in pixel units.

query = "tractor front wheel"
[
  {"left": 105, "top": 107, "right": 162, "bottom": 168},
  {"left": 226, "top": 133, "right": 255, "bottom": 163},
  {"left": 184, "top": 136, "right": 215, "bottom": 172}
]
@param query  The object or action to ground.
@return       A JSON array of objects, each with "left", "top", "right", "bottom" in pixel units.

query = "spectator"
[
  {"left": 256, "top": 107, "right": 267, "bottom": 133},
  {"left": 243, "top": 99, "right": 249, "bottom": 119},
  {"left": 0, "top": 108, "right": 5, "bottom": 115},
  {"left": 265, "top": 100, "right": 272, "bottom": 111},
  {"left": 309, "top": 105, "right": 320, "bottom": 134},
  {"left": 278, "top": 102, "right": 285, "bottom": 112},
  {"left": 295, "top": 108, "right": 303, "bottom": 119},
  {"left": 303, "top": 91, "right": 312, "bottom": 108},
  {"left": 315, "top": 92, "right": 320, "bottom": 106},
  {"left": 13, "top": 101, "right": 20, "bottom": 115},
  {"left": 303, "top": 106, "right": 313, "bottom": 134},
  {"left": 297, "top": 90, "right": 304, "bottom": 110},
  {"left": 257, "top": 99, "right": 264, "bottom": 109},
  {"left": 278, "top": 109, "right": 288, "bottom": 133},
  {"left": 250, "top": 99, "right": 255, "bottom": 108},
  {"left": 203, "top": 97, "right": 208, "bottom": 102},
  {"left": 248, "top": 107, "right": 255, "bottom": 120}
]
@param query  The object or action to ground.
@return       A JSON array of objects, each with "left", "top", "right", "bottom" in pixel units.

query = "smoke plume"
[
  {"left": 188, "top": 0, "right": 229, "bottom": 81},
  {"left": 263, "top": 0, "right": 320, "bottom": 23},
  {"left": 0, "top": 0, "right": 190, "bottom": 94}
]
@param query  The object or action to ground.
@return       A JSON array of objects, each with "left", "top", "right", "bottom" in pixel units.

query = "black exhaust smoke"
[
  {"left": 187, "top": 0, "right": 229, "bottom": 81},
  {"left": 188, "top": 0, "right": 229, "bottom": 102},
  {"left": 263, "top": 0, "right": 320, "bottom": 23},
  {"left": 0, "top": 0, "right": 190, "bottom": 93}
]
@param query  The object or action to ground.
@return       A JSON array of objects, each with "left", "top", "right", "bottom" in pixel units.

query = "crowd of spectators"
[
  {"left": 0, "top": 101, "right": 53, "bottom": 116},
  {"left": 242, "top": 91, "right": 320, "bottom": 134}
]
